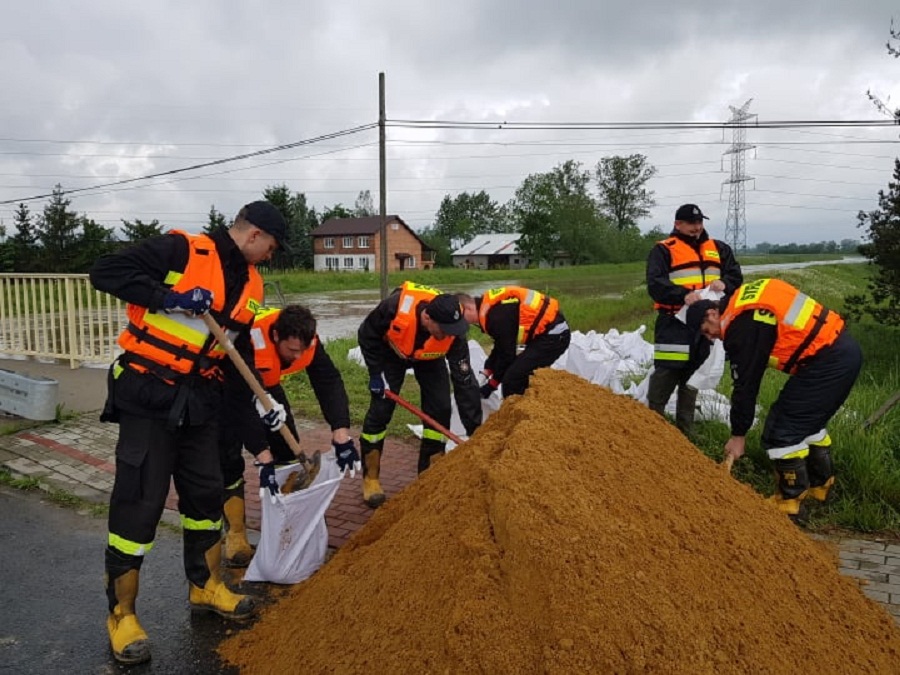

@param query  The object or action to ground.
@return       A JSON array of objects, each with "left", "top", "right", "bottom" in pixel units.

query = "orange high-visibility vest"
[
  {"left": 653, "top": 237, "right": 722, "bottom": 311},
  {"left": 478, "top": 286, "right": 560, "bottom": 345},
  {"left": 720, "top": 278, "right": 845, "bottom": 374},
  {"left": 119, "top": 231, "right": 263, "bottom": 378},
  {"left": 250, "top": 307, "right": 317, "bottom": 388},
  {"left": 386, "top": 281, "right": 455, "bottom": 360}
]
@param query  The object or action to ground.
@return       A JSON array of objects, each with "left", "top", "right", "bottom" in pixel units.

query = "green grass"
[
  {"left": 278, "top": 260, "right": 900, "bottom": 535},
  {"left": 0, "top": 467, "right": 108, "bottom": 517}
]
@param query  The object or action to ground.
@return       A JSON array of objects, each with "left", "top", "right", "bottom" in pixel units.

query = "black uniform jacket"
[
  {"left": 721, "top": 311, "right": 777, "bottom": 437},
  {"left": 223, "top": 338, "right": 351, "bottom": 456},
  {"left": 358, "top": 289, "right": 482, "bottom": 435},
  {"left": 90, "top": 228, "right": 255, "bottom": 427}
]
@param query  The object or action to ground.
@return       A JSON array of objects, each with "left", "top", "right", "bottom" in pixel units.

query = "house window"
[
  {"left": 391, "top": 222, "right": 399, "bottom": 230},
  {"left": 343, "top": 257, "right": 354, "bottom": 268},
  {"left": 358, "top": 236, "right": 369, "bottom": 248},
  {"left": 407, "top": 256, "right": 417, "bottom": 269},
  {"left": 324, "top": 237, "right": 334, "bottom": 249},
  {"left": 325, "top": 256, "right": 339, "bottom": 270},
  {"left": 358, "top": 257, "right": 368, "bottom": 269},
  {"left": 342, "top": 236, "right": 354, "bottom": 248}
]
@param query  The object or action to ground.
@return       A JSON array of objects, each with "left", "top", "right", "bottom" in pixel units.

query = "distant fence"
[{"left": 0, "top": 274, "right": 126, "bottom": 369}]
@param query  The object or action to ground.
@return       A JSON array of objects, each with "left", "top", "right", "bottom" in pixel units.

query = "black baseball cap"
[
  {"left": 425, "top": 294, "right": 469, "bottom": 336},
  {"left": 241, "top": 201, "right": 290, "bottom": 251},
  {"left": 685, "top": 299, "right": 720, "bottom": 334},
  {"left": 675, "top": 204, "right": 709, "bottom": 223}
]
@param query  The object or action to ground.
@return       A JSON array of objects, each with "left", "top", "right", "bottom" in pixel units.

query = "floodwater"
[{"left": 282, "top": 281, "right": 517, "bottom": 341}]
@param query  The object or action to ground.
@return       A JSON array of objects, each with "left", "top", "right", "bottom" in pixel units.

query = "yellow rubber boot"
[
  {"left": 106, "top": 569, "right": 151, "bottom": 664},
  {"left": 189, "top": 544, "right": 256, "bottom": 620},
  {"left": 806, "top": 441, "right": 835, "bottom": 502},
  {"left": 362, "top": 448, "right": 386, "bottom": 509},
  {"left": 222, "top": 495, "right": 254, "bottom": 568},
  {"left": 768, "top": 457, "right": 810, "bottom": 525}
]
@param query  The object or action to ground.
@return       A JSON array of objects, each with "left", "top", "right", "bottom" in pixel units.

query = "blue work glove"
[
  {"left": 162, "top": 287, "right": 213, "bottom": 315},
  {"left": 332, "top": 438, "right": 362, "bottom": 478},
  {"left": 256, "top": 461, "right": 279, "bottom": 504},
  {"left": 368, "top": 373, "right": 386, "bottom": 398},
  {"left": 254, "top": 394, "right": 287, "bottom": 432}
]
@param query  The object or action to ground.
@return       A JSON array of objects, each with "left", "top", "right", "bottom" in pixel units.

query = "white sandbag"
[{"left": 244, "top": 456, "right": 343, "bottom": 585}]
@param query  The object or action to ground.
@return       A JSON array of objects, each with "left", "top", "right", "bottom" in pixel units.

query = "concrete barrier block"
[{"left": 0, "top": 368, "right": 59, "bottom": 421}]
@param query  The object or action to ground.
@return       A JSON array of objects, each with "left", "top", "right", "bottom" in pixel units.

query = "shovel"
[
  {"left": 384, "top": 389, "right": 465, "bottom": 446},
  {"left": 202, "top": 314, "right": 320, "bottom": 491}
]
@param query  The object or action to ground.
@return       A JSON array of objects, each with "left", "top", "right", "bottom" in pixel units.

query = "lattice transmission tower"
[{"left": 722, "top": 99, "right": 756, "bottom": 252}]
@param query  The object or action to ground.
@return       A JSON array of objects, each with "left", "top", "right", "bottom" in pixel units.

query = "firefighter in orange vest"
[
  {"left": 90, "top": 201, "right": 289, "bottom": 664},
  {"left": 646, "top": 203, "right": 743, "bottom": 435},
  {"left": 686, "top": 278, "right": 863, "bottom": 523},
  {"left": 458, "top": 287, "right": 570, "bottom": 398},
  {"left": 219, "top": 304, "right": 359, "bottom": 567},
  {"left": 357, "top": 282, "right": 482, "bottom": 508}
]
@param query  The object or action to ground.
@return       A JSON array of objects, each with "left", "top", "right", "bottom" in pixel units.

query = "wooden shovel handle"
[{"left": 201, "top": 313, "right": 306, "bottom": 459}]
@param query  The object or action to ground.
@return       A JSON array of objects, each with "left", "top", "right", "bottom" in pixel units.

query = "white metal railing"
[{"left": 0, "top": 273, "right": 126, "bottom": 369}]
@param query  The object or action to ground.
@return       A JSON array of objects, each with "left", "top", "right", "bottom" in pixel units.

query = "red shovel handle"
[{"left": 384, "top": 389, "right": 465, "bottom": 445}]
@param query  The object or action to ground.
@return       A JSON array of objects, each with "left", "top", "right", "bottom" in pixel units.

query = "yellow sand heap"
[{"left": 221, "top": 369, "right": 900, "bottom": 674}]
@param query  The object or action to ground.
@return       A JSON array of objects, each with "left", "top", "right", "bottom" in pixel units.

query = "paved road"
[{"left": 0, "top": 484, "right": 258, "bottom": 674}]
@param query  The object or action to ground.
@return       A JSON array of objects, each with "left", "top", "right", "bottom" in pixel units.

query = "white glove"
[{"left": 254, "top": 394, "right": 286, "bottom": 432}]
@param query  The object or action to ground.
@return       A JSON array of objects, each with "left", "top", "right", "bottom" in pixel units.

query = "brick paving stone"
[{"left": 1, "top": 407, "right": 898, "bottom": 625}]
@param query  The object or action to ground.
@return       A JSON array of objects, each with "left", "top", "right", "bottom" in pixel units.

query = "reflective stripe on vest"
[
  {"left": 720, "top": 278, "right": 844, "bottom": 374},
  {"left": 478, "top": 286, "right": 559, "bottom": 345},
  {"left": 653, "top": 237, "right": 723, "bottom": 311},
  {"left": 386, "top": 281, "right": 455, "bottom": 360},
  {"left": 118, "top": 231, "right": 263, "bottom": 377}
]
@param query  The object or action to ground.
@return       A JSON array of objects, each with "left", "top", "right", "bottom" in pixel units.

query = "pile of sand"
[{"left": 220, "top": 369, "right": 900, "bottom": 674}]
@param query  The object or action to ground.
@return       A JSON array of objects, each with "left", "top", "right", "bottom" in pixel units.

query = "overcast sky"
[{"left": 1, "top": 1, "right": 899, "bottom": 247}]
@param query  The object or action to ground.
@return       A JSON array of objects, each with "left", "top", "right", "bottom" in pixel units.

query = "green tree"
[
  {"left": 204, "top": 205, "right": 228, "bottom": 235},
  {"left": 320, "top": 204, "right": 354, "bottom": 222},
  {"left": 263, "top": 185, "right": 319, "bottom": 270},
  {"left": 595, "top": 154, "right": 657, "bottom": 231},
  {"left": 121, "top": 217, "right": 164, "bottom": 242},
  {"left": 846, "top": 159, "right": 900, "bottom": 325},
  {"left": 353, "top": 190, "right": 376, "bottom": 217},
  {"left": 433, "top": 191, "right": 503, "bottom": 248},
  {"left": 11, "top": 202, "right": 40, "bottom": 271},
  {"left": 72, "top": 216, "right": 115, "bottom": 272},
  {"left": 36, "top": 185, "right": 80, "bottom": 271},
  {"left": 511, "top": 160, "right": 603, "bottom": 265}
]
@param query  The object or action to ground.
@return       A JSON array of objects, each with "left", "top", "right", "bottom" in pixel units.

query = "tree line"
[{"left": 0, "top": 151, "right": 869, "bottom": 275}]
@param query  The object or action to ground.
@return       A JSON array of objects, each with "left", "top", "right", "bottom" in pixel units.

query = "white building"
[{"left": 451, "top": 234, "right": 528, "bottom": 270}]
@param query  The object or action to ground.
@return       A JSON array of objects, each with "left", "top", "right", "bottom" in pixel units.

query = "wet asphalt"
[{"left": 0, "top": 484, "right": 265, "bottom": 675}]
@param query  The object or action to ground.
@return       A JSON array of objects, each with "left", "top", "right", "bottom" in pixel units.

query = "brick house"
[{"left": 310, "top": 215, "right": 435, "bottom": 273}]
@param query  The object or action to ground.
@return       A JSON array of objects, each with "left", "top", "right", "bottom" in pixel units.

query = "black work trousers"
[
  {"left": 762, "top": 330, "right": 863, "bottom": 455},
  {"left": 501, "top": 330, "right": 571, "bottom": 397},
  {"left": 362, "top": 353, "right": 451, "bottom": 472},
  {"left": 107, "top": 412, "right": 223, "bottom": 578}
]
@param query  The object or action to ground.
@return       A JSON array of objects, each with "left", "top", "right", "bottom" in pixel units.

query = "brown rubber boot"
[
  {"left": 188, "top": 544, "right": 256, "bottom": 620},
  {"left": 362, "top": 448, "right": 386, "bottom": 509},
  {"left": 106, "top": 569, "right": 151, "bottom": 664},
  {"left": 222, "top": 494, "right": 254, "bottom": 568}
]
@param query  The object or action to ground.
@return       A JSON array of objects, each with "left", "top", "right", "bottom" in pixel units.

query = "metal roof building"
[{"left": 450, "top": 234, "right": 528, "bottom": 270}]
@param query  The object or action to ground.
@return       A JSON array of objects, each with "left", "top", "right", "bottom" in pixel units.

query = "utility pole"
[
  {"left": 722, "top": 99, "right": 756, "bottom": 252},
  {"left": 378, "top": 72, "right": 388, "bottom": 299}
]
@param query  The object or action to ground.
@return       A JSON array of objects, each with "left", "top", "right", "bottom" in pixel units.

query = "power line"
[{"left": 0, "top": 124, "right": 377, "bottom": 206}]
